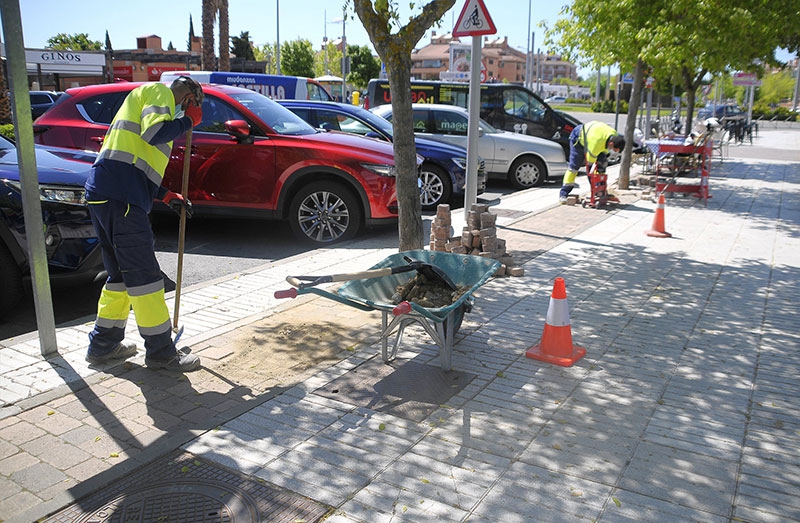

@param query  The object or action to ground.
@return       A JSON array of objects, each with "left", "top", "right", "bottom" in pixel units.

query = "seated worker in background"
[{"left": 560, "top": 121, "right": 626, "bottom": 203}]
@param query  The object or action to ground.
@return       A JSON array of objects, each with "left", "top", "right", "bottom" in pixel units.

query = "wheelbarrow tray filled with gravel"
[{"left": 281, "top": 250, "right": 500, "bottom": 371}]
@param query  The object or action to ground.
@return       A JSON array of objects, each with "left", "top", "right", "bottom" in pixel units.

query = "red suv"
[{"left": 34, "top": 82, "right": 400, "bottom": 244}]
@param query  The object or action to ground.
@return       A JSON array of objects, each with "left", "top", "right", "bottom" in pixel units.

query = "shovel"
[
  {"left": 172, "top": 128, "right": 191, "bottom": 341},
  {"left": 275, "top": 256, "right": 457, "bottom": 299}
]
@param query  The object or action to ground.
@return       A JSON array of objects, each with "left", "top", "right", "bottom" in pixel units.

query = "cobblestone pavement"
[{"left": 1, "top": 130, "right": 798, "bottom": 523}]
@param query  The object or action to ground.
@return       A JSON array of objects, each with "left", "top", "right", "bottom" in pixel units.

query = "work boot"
[
  {"left": 145, "top": 347, "right": 201, "bottom": 372},
  {"left": 86, "top": 341, "right": 139, "bottom": 365}
]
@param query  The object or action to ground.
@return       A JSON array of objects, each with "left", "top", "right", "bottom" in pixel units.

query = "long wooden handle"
[
  {"left": 173, "top": 129, "right": 192, "bottom": 330},
  {"left": 284, "top": 266, "right": 421, "bottom": 290}
]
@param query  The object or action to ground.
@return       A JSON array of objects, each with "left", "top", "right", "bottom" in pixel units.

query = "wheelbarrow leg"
[
  {"left": 435, "top": 321, "right": 453, "bottom": 371},
  {"left": 380, "top": 311, "right": 418, "bottom": 363},
  {"left": 380, "top": 310, "right": 398, "bottom": 362},
  {"left": 381, "top": 304, "right": 468, "bottom": 371}
]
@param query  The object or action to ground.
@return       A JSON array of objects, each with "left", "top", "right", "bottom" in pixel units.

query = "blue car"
[
  {"left": 278, "top": 100, "right": 486, "bottom": 210},
  {"left": 0, "top": 136, "right": 104, "bottom": 316}
]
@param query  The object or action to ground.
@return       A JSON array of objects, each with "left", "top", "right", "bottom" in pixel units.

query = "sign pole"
[
  {"left": 452, "top": 0, "right": 496, "bottom": 220},
  {"left": 1, "top": 0, "right": 58, "bottom": 355},
  {"left": 464, "top": 35, "right": 481, "bottom": 219}
]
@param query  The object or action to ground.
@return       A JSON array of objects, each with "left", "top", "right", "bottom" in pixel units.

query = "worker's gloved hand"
[
  {"left": 162, "top": 191, "right": 193, "bottom": 218},
  {"left": 184, "top": 103, "right": 202, "bottom": 127}
]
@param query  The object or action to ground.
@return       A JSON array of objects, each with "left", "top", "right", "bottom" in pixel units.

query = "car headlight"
[
  {"left": 40, "top": 185, "right": 86, "bottom": 205},
  {"left": 452, "top": 157, "right": 467, "bottom": 170},
  {"left": 361, "top": 163, "right": 397, "bottom": 177},
  {"left": 6, "top": 180, "right": 86, "bottom": 205}
]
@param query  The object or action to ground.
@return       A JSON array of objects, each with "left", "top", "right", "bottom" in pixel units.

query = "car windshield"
[
  {"left": 378, "top": 106, "right": 500, "bottom": 135},
  {"left": 478, "top": 117, "right": 500, "bottom": 133},
  {"left": 347, "top": 105, "right": 395, "bottom": 136},
  {"left": 228, "top": 92, "right": 316, "bottom": 136}
]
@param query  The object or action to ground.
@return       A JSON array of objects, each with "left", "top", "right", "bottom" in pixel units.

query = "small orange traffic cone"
[
  {"left": 526, "top": 278, "right": 586, "bottom": 367},
  {"left": 646, "top": 194, "right": 672, "bottom": 238}
]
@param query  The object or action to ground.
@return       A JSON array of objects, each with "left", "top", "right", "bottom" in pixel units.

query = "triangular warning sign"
[{"left": 452, "top": 0, "right": 497, "bottom": 37}]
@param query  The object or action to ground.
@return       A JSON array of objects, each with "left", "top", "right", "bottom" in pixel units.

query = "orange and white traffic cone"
[
  {"left": 646, "top": 193, "right": 672, "bottom": 238},
  {"left": 526, "top": 278, "right": 586, "bottom": 367}
]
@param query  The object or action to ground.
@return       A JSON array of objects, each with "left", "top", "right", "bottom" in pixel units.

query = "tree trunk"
[
  {"left": 202, "top": 0, "right": 216, "bottom": 70},
  {"left": 352, "top": 0, "right": 456, "bottom": 250},
  {"left": 0, "top": 62, "right": 12, "bottom": 125},
  {"left": 619, "top": 58, "right": 645, "bottom": 189},
  {"left": 681, "top": 66, "right": 706, "bottom": 135},
  {"left": 218, "top": 0, "right": 230, "bottom": 72},
  {"left": 387, "top": 54, "right": 424, "bottom": 250}
]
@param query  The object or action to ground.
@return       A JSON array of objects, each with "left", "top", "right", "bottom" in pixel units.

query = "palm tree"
[
  {"left": 201, "top": 0, "right": 217, "bottom": 70},
  {"left": 218, "top": 0, "right": 230, "bottom": 71},
  {"left": 201, "top": 0, "right": 230, "bottom": 72}
]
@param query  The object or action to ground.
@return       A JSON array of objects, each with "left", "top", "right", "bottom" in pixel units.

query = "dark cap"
[{"left": 172, "top": 75, "right": 204, "bottom": 106}]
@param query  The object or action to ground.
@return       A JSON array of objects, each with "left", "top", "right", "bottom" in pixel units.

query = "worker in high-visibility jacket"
[
  {"left": 559, "top": 121, "right": 626, "bottom": 203},
  {"left": 84, "top": 76, "right": 204, "bottom": 372}
]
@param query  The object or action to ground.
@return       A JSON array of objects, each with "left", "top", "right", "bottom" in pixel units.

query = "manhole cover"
[{"left": 44, "top": 451, "right": 331, "bottom": 523}]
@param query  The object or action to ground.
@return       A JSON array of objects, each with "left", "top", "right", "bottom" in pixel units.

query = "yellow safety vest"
[
  {"left": 97, "top": 83, "right": 176, "bottom": 186},
  {"left": 580, "top": 121, "right": 617, "bottom": 164}
]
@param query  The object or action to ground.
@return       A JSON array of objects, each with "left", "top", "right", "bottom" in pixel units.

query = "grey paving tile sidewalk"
[
  {"left": 1, "top": 137, "right": 798, "bottom": 522},
  {"left": 182, "top": 159, "right": 800, "bottom": 523}
]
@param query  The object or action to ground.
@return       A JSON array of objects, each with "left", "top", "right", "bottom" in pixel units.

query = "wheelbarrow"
[{"left": 275, "top": 250, "right": 500, "bottom": 371}]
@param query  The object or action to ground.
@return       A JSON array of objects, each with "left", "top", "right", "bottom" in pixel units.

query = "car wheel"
[
  {"left": 0, "top": 243, "right": 24, "bottom": 317},
  {"left": 508, "top": 155, "right": 546, "bottom": 189},
  {"left": 419, "top": 164, "right": 452, "bottom": 210},
  {"left": 289, "top": 181, "right": 362, "bottom": 244}
]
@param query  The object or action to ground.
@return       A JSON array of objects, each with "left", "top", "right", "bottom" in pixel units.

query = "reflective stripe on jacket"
[{"left": 98, "top": 83, "right": 176, "bottom": 185}]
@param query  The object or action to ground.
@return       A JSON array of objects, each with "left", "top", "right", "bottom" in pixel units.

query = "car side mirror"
[{"left": 225, "top": 120, "right": 254, "bottom": 144}]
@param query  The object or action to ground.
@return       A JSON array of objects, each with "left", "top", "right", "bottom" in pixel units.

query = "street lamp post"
[
  {"left": 331, "top": 11, "right": 347, "bottom": 102},
  {"left": 276, "top": 0, "right": 281, "bottom": 75},
  {"left": 526, "top": 0, "right": 532, "bottom": 90},
  {"left": 323, "top": 10, "right": 329, "bottom": 75},
  {"left": 341, "top": 11, "right": 347, "bottom": 102}
]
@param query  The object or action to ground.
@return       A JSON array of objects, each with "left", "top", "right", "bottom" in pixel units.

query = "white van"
[{"left": 160, "top": 71, "right": 333, "bottom": 101}]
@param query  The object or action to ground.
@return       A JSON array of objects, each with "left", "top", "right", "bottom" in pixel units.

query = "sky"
[
  {"left": 11, "top": 0, "right": 573, "bottom": 69},
  {"left": 8, "top": 0, "right": 797, "bottom": 78}
]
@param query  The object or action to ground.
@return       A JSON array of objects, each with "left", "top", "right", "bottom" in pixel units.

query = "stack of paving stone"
[{"left": 429, "top": 203, "right": 524, "bottom": 277}]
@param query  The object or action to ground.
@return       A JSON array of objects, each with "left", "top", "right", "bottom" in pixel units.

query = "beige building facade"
[{"left": 410, "top": 33, "right": 578, "bottom": 84}]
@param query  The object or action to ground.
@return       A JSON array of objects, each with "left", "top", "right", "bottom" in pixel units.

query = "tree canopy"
[
  {"left": 547, "top": 0, "right": 800, "bottom": 187},
  {"left": 346, "top": 44, "right": 381, "bottom": 88},
  {"left": 46, "top": 33, "right": 101, "bottom": 51},
  {"left": 231, "top": 31, "right": 256, "bottom": 60},
  {"left": 280, "top": 39, "right": 316, "bottom": 78}
]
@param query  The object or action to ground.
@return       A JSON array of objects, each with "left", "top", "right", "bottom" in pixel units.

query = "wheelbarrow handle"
[
  {"left": 393, "top": 301, "right": 413, "bottom": 316},
  {"left": 274, "top": 287, "right": 298, "bottom": 299},
  {"left": 284, "top": 266, "right": 420, "bottom": 290}
]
